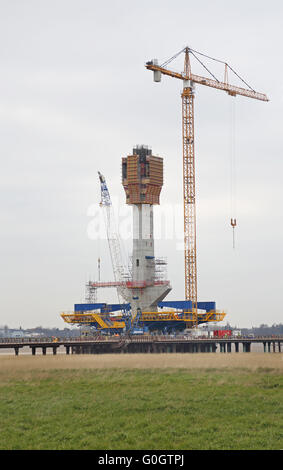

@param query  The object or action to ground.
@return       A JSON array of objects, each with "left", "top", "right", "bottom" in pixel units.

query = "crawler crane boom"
[{"left": 98, "top": 171, "right": 130, "bottom": 301}]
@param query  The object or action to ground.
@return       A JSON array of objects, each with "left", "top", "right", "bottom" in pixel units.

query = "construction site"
[{"left": 61, "top": 47, "right": 268, "bottom": 343}]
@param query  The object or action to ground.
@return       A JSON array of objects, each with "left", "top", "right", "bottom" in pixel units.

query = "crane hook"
[{"left": 230, "top": 218, "right": 237, "bottom": 249}]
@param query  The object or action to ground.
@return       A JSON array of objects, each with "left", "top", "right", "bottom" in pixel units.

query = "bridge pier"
[{"left": 242, "top": 342, "right": 251, "bottom": 352}]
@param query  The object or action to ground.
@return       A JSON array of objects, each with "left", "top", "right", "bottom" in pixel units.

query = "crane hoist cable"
[{"left": 230, "top": 97, "right": 237, "bottom": 249}]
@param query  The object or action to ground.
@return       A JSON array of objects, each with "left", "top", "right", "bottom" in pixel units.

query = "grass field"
[{"left": 0, "top": 353, "right": 282, "bottom": 450}]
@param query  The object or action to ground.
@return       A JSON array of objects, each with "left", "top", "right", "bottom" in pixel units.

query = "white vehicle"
[{"left": 232, "top": 330, "right": 241, "bottom": 337}]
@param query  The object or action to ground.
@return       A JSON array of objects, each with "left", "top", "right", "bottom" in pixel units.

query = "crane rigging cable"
[
  {"left": 189, "top": 50, "right": 220, "bottom": 82},
  {"left": 160, "top": 47, "right": 186, "bottom": 68},
  {"left": 160, "top": 47, "right": 256, "bottom": 92}
]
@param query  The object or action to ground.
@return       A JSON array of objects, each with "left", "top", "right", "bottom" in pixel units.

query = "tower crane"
[{"left": 146, "top": 47, "right": 268, "bottom": 325}]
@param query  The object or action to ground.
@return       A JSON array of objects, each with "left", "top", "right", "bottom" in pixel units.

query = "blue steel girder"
[{"left": 158, "top": 300, "right": 216, "bottom": 312}]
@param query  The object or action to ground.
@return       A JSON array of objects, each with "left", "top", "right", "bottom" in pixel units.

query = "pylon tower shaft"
[{"left": 182, "top": 86, "right": 197, "bottom": 319}]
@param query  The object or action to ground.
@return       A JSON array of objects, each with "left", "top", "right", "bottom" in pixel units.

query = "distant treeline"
[
  {"left": 221, "top": 323, "right": 283, "bottom": 336},
  {"left": 0, "top": 326, "right": 80, "bottom": 337}
]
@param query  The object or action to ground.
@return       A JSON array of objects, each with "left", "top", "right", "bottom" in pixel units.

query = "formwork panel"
[{"left": 122, "top": 148, "right": 164, "bottom": 205}]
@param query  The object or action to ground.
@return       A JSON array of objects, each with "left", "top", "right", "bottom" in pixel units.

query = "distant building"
[{"left": 9, "top": 330, "right": 26, "bottom": 338}]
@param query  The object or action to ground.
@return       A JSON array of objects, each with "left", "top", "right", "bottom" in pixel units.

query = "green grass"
[{"left": 0, "top": 368, "right": 282, "bottom": 450}]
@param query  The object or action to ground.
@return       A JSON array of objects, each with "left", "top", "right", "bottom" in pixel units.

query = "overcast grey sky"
[{"left": 0, "top": 0, "right": 282, "bottom": 329}]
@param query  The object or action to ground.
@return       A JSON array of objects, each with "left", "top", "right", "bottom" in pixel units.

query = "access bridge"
[{"left": 0, "top": 335, "right": 282, "bottom": 356}]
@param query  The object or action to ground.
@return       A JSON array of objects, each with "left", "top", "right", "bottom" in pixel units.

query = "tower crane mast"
[{"left": 146, "top": 47, "right": 268, "bottom": 325}]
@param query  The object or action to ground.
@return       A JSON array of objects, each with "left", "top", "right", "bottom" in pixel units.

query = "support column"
[
  {"left": 235, "top": 342, "right": 239, "bottom": 353},
  {"left": 42, "top": 347, "right": 46, "bottom": 355},
  {"left": 263, "top": 342, "right": 266, "bottom": 353},
  {"left": 14, "top": 347, "right": 19, "bottom": 356},
  {"left": 53, "top": 347, "right": 57, "bottom": 355},
  {"left": 243, "top": 342, "right": 251, "bottom": 352},
  {"left": 66, "top": 346, "right": 70, "bottom": 355},
  {"left": 32, "top": 347, "right": 36, "bottom": 356},
  {"left": 227, "top": 342, "right": 231, "bottom": 353}
]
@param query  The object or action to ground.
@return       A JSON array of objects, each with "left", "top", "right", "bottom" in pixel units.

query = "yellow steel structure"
[
  {"left": 141, "top": 310, "right": 226, "bottom": 324},
  {"left": 146, "top": 47, "right": 268, "bottom": 325},
  {"left": 61, "top": 313, "right": 125, "bottom": 329},
  {"left": 61, "top": 310, "right": 225, "bottom": 328}
]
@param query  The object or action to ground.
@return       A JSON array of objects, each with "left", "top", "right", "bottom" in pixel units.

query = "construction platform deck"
[{"left": 0, "top": 335, "right": 282, "bottom": 355}]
